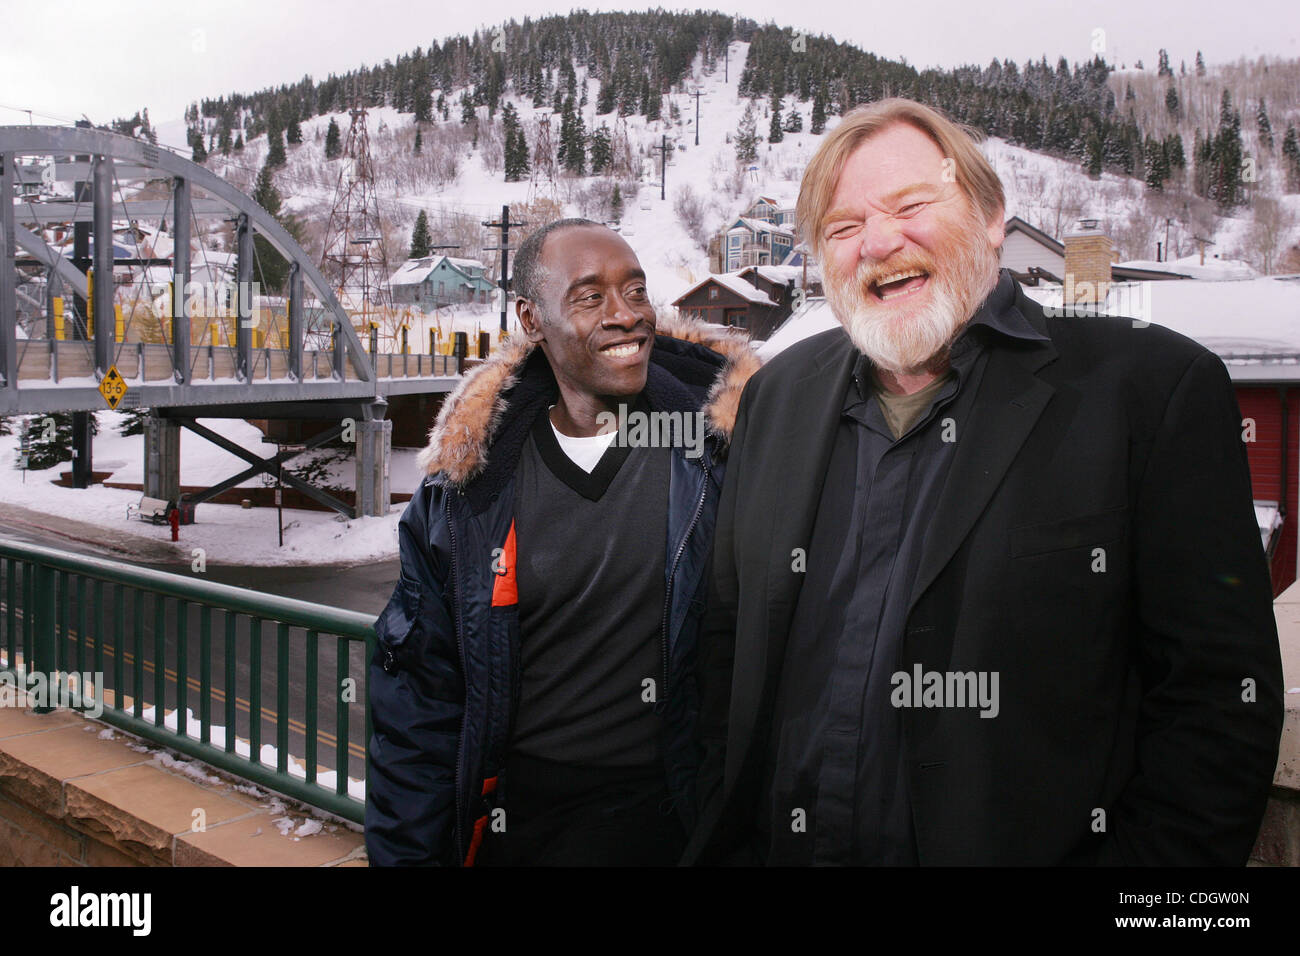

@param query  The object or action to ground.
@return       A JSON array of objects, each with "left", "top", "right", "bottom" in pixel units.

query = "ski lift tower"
[{"left": 319, "top": 92, "right": 395, "bottom": 349}]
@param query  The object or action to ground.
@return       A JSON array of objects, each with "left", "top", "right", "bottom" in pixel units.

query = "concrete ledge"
[{"left": 0, "top": 689, "right": 365, "bottom": 867}]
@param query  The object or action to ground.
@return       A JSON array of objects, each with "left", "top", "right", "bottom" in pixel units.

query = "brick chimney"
[{"left": 1063, "top": 218, "right": 1112, "bottom": 306}]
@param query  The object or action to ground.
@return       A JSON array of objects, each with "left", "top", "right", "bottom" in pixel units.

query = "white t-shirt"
[{"left": 549, "top": 408, "right": 617, "bottom": 473}]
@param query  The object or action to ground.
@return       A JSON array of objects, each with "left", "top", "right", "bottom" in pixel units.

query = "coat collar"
[
  {"left": 764, "top": 272, "right": 1060, "bottom": 636},
  {"left": 415, "top": 312, "right": 762, "bottom": 490}
]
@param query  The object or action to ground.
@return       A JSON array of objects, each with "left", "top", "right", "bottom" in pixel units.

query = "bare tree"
[
  {"left": 674, "top": 185, "right": 709, "bottom": 251},
  {"left": 1246, "top": 196, "right": 1298, "bottom": 274}
]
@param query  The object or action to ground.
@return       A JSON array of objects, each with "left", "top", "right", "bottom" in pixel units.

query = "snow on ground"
[{"left": 0, "top": 411, "right": 413, "bottom": 567}]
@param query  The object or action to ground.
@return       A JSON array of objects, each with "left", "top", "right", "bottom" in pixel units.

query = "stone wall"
[{"left": 0, "top": 690, "right": 365, "bottom": 867}]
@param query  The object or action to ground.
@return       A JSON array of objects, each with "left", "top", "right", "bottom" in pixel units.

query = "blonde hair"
[{"left": 796, "top": 98, "right": 1005, "bottom": 260}]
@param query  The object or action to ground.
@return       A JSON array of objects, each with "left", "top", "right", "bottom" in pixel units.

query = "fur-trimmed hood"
[{"left": 416, "top": 313, "right": 762, "bottom": 486}]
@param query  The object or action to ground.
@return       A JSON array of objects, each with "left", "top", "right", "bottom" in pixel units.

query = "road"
[{"left": 0, "top": 503, "right": 402, "bottom": 788}]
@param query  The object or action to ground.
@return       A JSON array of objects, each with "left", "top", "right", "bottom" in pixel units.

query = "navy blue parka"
[{"left": 365, "top": 316, "right": 758, "bottom": 865}]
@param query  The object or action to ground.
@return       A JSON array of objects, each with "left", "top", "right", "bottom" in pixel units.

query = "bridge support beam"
[
  {"left": 172, "top": 176, "right": 191, "bottom": 383},
  {"left": 1, "top": 151, "right": 16, "bottom": 392},
  {"left": 354, "top": 418, "right": 391, "bottom": 518},
  {"left": 235, "top": 213, "right": 253, "bottom": 382},
  {"left": 288, "top": 262, "right": 303, "bottom": 381},
  {"left": 71, "top": 411, "right": 93, "bottom": 488},
  {"left": 144, "top": 413, "right": 181, "bottom": 504},
  {"left": 92, "top": 154, "right": 114, "bottom": 376}
]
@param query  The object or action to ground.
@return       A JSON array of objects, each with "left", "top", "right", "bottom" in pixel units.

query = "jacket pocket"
[
  {"left": 375, "top": 575, "right": 428, "bottom": 673},
  {"left": 1008, "top": 505, "right": 1128, "bottom": 558}
]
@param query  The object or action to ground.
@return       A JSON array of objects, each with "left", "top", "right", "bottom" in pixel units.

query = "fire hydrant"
[{"left": 169, "top": 506, "right": 180, "bottom": 542}]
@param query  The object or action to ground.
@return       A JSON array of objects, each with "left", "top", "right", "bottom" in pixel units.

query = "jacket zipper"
[
  {"left": 443, "top": 489, "right": 468, "bottom": 862},
  {"left": 659, "top": 447, "right": 712, "bottom": 703}
]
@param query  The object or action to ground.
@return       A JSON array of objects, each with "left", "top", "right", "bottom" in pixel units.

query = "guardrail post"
[{"left": 30, "top": 564, "right": 57, "bottom": 713}]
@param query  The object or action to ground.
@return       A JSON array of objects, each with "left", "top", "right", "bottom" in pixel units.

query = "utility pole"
[
  {"left": 482, "top": 205, "right": 526, "bottom": 333},
  {"left": 654, "top": 135, "right": 670, "bottom": 200},
  {"left": 689, "top": 88, "right": 704, "bottom": 146}
]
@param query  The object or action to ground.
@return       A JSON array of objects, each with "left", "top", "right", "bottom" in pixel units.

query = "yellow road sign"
[{"left": 98, "top": 365, "right": 128, "bottom": 410}]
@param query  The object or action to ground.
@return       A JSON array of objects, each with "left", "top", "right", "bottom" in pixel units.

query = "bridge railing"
[{"left": 0, "top": 539, "right": 373, "bottom": 824}]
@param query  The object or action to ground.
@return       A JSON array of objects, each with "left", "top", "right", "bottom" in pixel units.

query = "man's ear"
[
  {"left": 517, "top": 297, "right": 545, "bottom": 344},
  {"left": 985, "top": 206, "right": 1006, "bottom": 249}
]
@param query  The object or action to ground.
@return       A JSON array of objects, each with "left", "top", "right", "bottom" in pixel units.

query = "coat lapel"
[
  {"left": 908, "top": 324, "right": 1057, "bottom": 617},
  {"left": 762, "top": 330, "right": 858, "bottom": 635}
]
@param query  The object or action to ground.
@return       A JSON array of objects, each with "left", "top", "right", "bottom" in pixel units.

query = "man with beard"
[{"left": 683, "top": 98, "right": 1283, "bottom": 866}]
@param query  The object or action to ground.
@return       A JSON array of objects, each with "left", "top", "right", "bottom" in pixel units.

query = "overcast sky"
[{"left": 3, "top": 0, "right": 1296, "bottom": 141}]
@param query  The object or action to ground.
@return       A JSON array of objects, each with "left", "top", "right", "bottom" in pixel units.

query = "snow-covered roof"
[
  {"left": 676, "top": 272, "right": 779, "bottom": 306},
  {"left": 389, "top": 254, "right": 488, "bottom": 286},
  {"left": 1117, "top": 255, "right": 1257, "bottom": 281},
  {"left": 1022, "top": 275, "right": 1300, "bottom": 368},
  {"left": 742, "top": 265, "right": 804, "bottom": 286},
  {"left": 729, "top": 217, "right": 795, "bottom": 237},
  {"left": 758, "top": 298, "right": 839, "bottom": 358}
]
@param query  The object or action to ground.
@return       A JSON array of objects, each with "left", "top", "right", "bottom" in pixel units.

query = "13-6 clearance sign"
[{"left": 98, "top": 366, "right": 128, "bottom": 410}]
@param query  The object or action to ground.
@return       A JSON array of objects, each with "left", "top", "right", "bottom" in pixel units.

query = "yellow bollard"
[
  {"left": 53, "top": 297, "right": 64, "bottom": 340},
  {"left": 115, "top": 304, "right": 124, "bottom": 342}
]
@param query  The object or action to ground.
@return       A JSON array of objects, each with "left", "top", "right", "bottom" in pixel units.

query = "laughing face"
[
  {"left": 517, "top": 225, "right": 656, "bottom": 431},
  {"left": 819, "top": 122, "right": 1005, "bottom": 375}
]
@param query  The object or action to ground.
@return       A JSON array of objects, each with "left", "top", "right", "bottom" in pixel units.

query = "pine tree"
[
  {"left": 1085, "top": 132, "right": 1103, "bottom": 179},
  {"left": 190, "top": 126, "right": 207, "bottom": 163},
  {"left": 218, "top": 122, "right": 232, "bottom": 156},
  {"left": 286, "top": 115, "right": 302, "bottom": 145},
  {"left": 502, "top": 102, "right": 529, "bottom": 181},
  {"left": 117, "top": 407, "right": 149, "bottom": 437},
  {"left": 1196, "top": 51, "right": 1206, "bottom": 76},
  {"left": 1257, "top": 99, "right": 1274, "bottom": 151},
  {"left": 461, "top": 93, "right": 476, "bottom": 125},
  {"left": 597, "top": 75, "right": 617, "bottom": 115},
  {"left": 769, "top": 95, "right": 784, "bottom": 143},
  {"left": 811, "top": 89, "right": 827, "bottom": 134},
  {"left": 1282, "top": 125, "right": 1300, "bottom": 192},
  {"left": 1212, "top": 90, "right": 1244, "bottom": 209},
  {"left": 21, "top": 412, "right": 99, "bottom": 471},
  {"left": 1164, "top": 133, "right": 1186, "bottom": 173},
  {"left": 414, "top": 82, "right": 433, "bottom": 123},
  {"left": 410, "top": 211, "right": 432, "bottom": 258},
  {"left": 610, "top": 182, "right": 624, "bottom": 221},
  {"left": 783, "top": 105, "right": 803, "bottom": 133},
  {"left": 1145, "top": 136, "right": 1168, "bottom": 190},
  {"left": 415, "top": 129, "right": 423, "bottom": 155},
  {"left": 558, "top": 94, "right": 586, "bottom": 174},
  {"left": 590, "top": 123, "right": 612, "bottom": 174},
  {"left": 324, "top": 118, "right": 341, "bottom": 159},
  {"left": 266, "top": 125, "right": 287, "bottom": 169},
  {"left": 234, "top": 132, "right": 245, "bottom": 153},
  {"left": 736, "top": 102, "right": 759, "bottom": 164},
  {"left": 1157, "top": 49, "right": 1172, "bottom": 77},
  {"left": 251, "top": 163, "right": 299, "bottom": 293},
  {"left": 1165, "top": 85, "right": 1180, "bottom": 119},
  {"left": 140, "top": 108, "right": 157, "bottom": 145}
]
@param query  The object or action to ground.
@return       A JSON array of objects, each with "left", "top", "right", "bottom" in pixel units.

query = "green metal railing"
[{"left": 0, "top": 539, "right": 374, "bottom": 823}]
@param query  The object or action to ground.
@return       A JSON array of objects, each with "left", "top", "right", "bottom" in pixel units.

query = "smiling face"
[
  {"left": 517, "top": 225, "right": 656, "bottom": 422},
  {"left": 819, "top": 122, "right": 1005, "bottom": 374}
]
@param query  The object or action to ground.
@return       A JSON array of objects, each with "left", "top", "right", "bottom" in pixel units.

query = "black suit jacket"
[{"left": 685, "top": 278, "right": 1284, "bottom": 865}]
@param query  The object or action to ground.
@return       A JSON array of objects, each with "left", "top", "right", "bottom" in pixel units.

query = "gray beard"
[{"left": 826, "top": 239, "right": 1001, "bottom": 375}]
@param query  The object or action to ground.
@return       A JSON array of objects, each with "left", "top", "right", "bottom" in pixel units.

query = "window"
[{"left": 709, "top": 286, "right": 718, "bottom": 300}]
